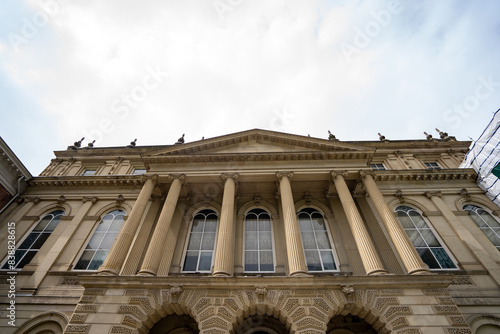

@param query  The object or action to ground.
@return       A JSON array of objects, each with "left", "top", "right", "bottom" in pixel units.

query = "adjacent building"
[{"left": 1, "top": 129, "right": 499, "bottom": 334}]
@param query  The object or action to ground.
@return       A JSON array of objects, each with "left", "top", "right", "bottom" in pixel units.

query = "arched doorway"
[
  {"left": 149, "top": 314, "right": 199, "bottom": 334},
  {"left": 327, "top": 315, "right": 377, "bottom": 334},
  {"left": 236, "top": 315, "right": 288, "bottom": 334}
]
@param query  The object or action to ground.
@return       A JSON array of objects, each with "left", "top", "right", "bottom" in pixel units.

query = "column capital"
[
  {"left": 142, "top": 174, "right": 159, "bottom": 185},
  {"left": 330, "top": 170, "right": 349, "bottom": 181},
  {"left": 276, "top": 171, "right": 294, "bottom": 181},
  {"left": 168, "top": 174, "right": 186, "bottom": 185},
  {"left": 82, "top": 196, "right": 98, "bottom": 204},
  {"left": 425, "top": 191, "right": 442, "bottom": 199},
  {"left": 359, "top": 170, "right": 376, "bottom": 179},
  {"left": 221, "top": 172, "right": 239, "bottom": 183}
]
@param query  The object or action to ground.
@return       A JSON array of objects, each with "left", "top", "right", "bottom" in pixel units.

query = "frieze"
[{"left": 30, "top": 176, "right": 146, "bottom": 188}]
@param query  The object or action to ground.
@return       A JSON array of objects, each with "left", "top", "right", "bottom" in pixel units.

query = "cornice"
[
  {"left": 368, "top": 168, "right": 477, "bottom": 182},
  {"left": 144, "top": 151, "right": 374, "bottom": 164},
  {"left": 29, "top": 175, "right": 147, "bottom": 188}
]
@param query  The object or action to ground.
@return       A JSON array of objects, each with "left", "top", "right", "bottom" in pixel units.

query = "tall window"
[
  {"left": 424, "top": 162, "right": 441, "bottom": 170},
  {"left": 395, "top": 206, "right": 456, "bottom": 269},
  {"left": 463, "top": 204, "right": 500, "bottom": 251},
  {"left": 183, "top": 209, "right": 218, "bottom": 272},
  {"left": 244, "top": 209, "right": 274, "bottom": 272},
  {"left": 74, "top": 210, "right": 125, "bottom": 270},
  {"left": 298, "top": 208, "right": 337, "bottom": 272},
  {"left": 2, "top": 210, "right": 64, "bottom": 269}
]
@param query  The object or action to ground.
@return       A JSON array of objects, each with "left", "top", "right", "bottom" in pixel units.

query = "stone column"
[
  {"left": 138, "top": 174, "right": 185, "bottom": 276},
  {"left": 331, "top": 171, "right": 387, "bottom": 275},
  {"left": 98, "top": 175, "right": 157, "bottom": 275},
  {"left": 360, "top": 172, "right": 429, "bottom": 274},
  {"left": 276, "top": 172, "right": 308, "bottom": 276},
  {"left": 213, "top": 173, "right": 238, "bottom": 277}
]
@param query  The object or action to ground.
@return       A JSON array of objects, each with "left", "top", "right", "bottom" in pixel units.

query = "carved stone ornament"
[
  {"left": 253, "top": 193, "right": 262, "bottom": 205},
  {"left": 459, "top": 188, "right": 471, "bottom": 201},
  {"left": 425, "top": 191, "right": 442, "bottom": 199},
  {"left": 330, "top": 170, "right": 348, "bottom": 181},
  {"left": 394, "top": 189, "right": 405, "bottom": 203},
  {"left": 255, "top": 286, "right": 267, "bottom": 302},
  {"left": 57, "top": 195, "right": 66, "bottom": 205},
  {"left": 304, "top": 192, "right": 312, "bottom": 205},
  {"left": 342, "top": 285, "right": 354, "bottom": 295},
  {"left": 204, "top": 193, "right": 212, "bottom": 205},
  {"left": 170, "top": 285, "right": 182, "bottom": 303},
  {"left": 221, "top": 173, "right": 239, "bottom": 183},
  {"left": 82, "top": 196, "right": 98, "bottom": 204},
  {"left": 115, "top": 195, "right": 125, "bottom": 206}
]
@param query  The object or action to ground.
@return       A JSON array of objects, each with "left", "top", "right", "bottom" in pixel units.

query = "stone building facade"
[{"left": 1, "top": 129, "right": 499, "bottom": 334}]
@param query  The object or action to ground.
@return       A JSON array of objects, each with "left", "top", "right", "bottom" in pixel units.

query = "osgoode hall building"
[{"left": 1, "top": 129, "right": 500, "bottom": 334}]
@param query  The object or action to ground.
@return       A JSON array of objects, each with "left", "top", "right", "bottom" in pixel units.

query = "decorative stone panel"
[
  {"left": 383, "top": 306, "right": 412, "bottom": 320},
  {"left": 122, "top": 315, "right": 139, "bottom": 327},
  {"left": 69, "top": 313, "right": 87, "bottom": 324},
  {"left": 423, "top": 289, "right": 449, "bottom": 295},
  {"left": 445, "top": 329, "right": 473, "bottom": 334},
  {"left": 130, "top": 296, "right": 153, "bottom": 313},
  {"left": 124, "top": 289, "right": 146, "bottom": 296},
  {"left": 397, "top": 329, "right": 421, "bottom": 334},
  {"left": 447, "top": 316, "right": 467, "bottom": 326},
  {"left": 433, "top": 305, "right": 460, "bottom": 315},
  {"left": 60, "top": 277, "right": 80, "bottom": 285},
  {"left": 64, "top": 324, "right": 89, "bottom": 334},
  {"left": 450, "top": 277, "right": 474, "bottom": 285},
  {"left": 201, "top": 316, "right": 229, "bottom": 329},
  {"left": 110, "top": 326, "right": 133, "bottom": 334},
  {"left": 118, "top": 305, "right": 145, "bottom": 319},
  {"left": 83, "top": 288, "right": 106, "bottom": 295},
  {"left": 79, "top": 296, "right": 95, "bottom": 304},
  {"left": 75, "top": 304, "right": 98, "bottom": 313}
]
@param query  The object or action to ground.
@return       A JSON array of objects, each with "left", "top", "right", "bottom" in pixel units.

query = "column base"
[
  {"left": 408, "top": 268, "right": 432, "bottom": 275},
  {"left": 97, "top": 269, "right": 119, "bottom": 276},
  {"left": 136, "top": 270, "right": 156, "bottom": 276},
  {"left": 212, "top": 271, "right": 232, "bottom": 277},
  {"left": 366, "top": 269, "right": 389, "bottom": 276},
  {"left": 289, "top": 270, "right": 310, "bottom": 277}
]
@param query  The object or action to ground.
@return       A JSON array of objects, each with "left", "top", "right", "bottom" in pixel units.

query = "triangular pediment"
[{"left": 144, "top": 129, "right": 372, "bottom": 159}]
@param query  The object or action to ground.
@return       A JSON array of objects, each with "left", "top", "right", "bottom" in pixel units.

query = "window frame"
[
  {"left": 1, "top": 210, "right": 65, "bottom": 270},
  {"left": 424, "top": 162, "right": 442, "bottom": 170},
  {"left": 82, "top": 169, "right": 97, "bottom": 176},
  {"left": 463, "top": 204, "right": 500, "bottom": 251},
  {"left": 73, "top": 209, "right": 126, "bottom": 271},
  {"left": 181, "top": 209, "right": 219, "bottom": 273},
  {"left": 370, "top": 163, "right": 387, "bottom": 171},
  {"left": 243, "top": 208, "right": 276, "bottom": 273},
  {"left": 297, "top": 207, "right": 340, "bottom": 273},
  {"left": 395, "top": 205, "right": 458, "bottom": 270},
  {"left": 132, "top": 168, "right": 147, "bottom": 175}
]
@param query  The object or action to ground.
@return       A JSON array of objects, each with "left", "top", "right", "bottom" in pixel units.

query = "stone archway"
[
  {"left": 327, "top": 315, "right": 378, "bottom": 334},
  {"left": 236, "top": 315, "right": 288, "bottom": 334},
  {"left": 149, "top": 314, "right": 199, "bottom": 334}
]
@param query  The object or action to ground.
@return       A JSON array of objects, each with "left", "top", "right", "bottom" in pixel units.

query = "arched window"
[
  {"left": 395, "top": 205, "right": 456, "bottom": 269},
  {"left": 297, "top": 208, "right": 337, "bottom": 272},
  {"left": 182, "top": 209, "right": 218, "bottom": 272},
  {"left": 2, "top": 210, "right": 64, "bottom": 270},
  {"left": 244, "top": 208, "right": 274, "bottom": 272},
  {"left": 463, "top": 204, "right": 500, "bottom": 251},
  {"left": 74, "top": 209, "right": 125, "bottom": 270}
]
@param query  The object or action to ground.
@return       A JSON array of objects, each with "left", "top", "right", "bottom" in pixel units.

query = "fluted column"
[
  {"left": 138, "top": 174, "right": 185, "bottom": 276},
  {"left": 98, "top": 175, "right": 157, "bottom": 275},
  {"left": 276, "top": 172, "right": 308, "bottom": 276},
  {"left": 360, "top": 172, "right": 429, "bottom": 274},
  {"left": 213, "top": 173, "right": 238, "bottom": 277},
  {"left": 331, "top": 171, "right": 387, "bottom": 275}
]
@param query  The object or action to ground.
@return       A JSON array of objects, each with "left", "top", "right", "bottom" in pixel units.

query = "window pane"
[
  {"left": 205, "top": 219, "right": 217, "bottom": 232},
  {"left": 187, "top": 233, "right": 202, "bottom": 250},
  {"left": 31, "top": 233, "right": 50, "bottom": 249},
  {"left": 259, "top": 231, "right": 272, "bottom": 250},
  {"left": 417, "top": 248, "right": 440, "bottom": 269},
  {"left": 75, "top": 250, "right": 94, "bottom": 269},
  {"left": 468, "top": 212, "right": 486, "bottom": 227},
  {"left": 397, "top": 212, "right": 414, "bottom": 228},
  {"left": 86, "top": 233, "right": 105, "bottom": 250},
  {"left": 320, "top": 251, "right": 336, "bottom": 270},
  {"left": 483, "top": 229, "right": 500, "bottom": 246},
  {"left": 201, "top": 232, "right": 216, "bottom": 250},
  {"left": 431, "top": 248, "right": 456, "bottom": 269},
  {"left": 19, "top": 233, "right": 40, "bottom": 249},
  {"left": 88, "top": 250, "right": 107, "bottom": 270},
  {"left": 245, "top": 251, "right": 258, "bottom": 271},
  {"left": 245, "top": 232, "right": 258, "bottom": 250},
  {"left": 46, "top": 216, "right": 62, "bottom": 231},
  {"left": 420, "top": 229, "right": 439, "bottom": 247},
  {"left": 183, "top": 251, "right": 198, "bottom": 271},
  {"left": 299, "top": 217, "right": 313, "bottom": 230},
  {"left": 312, "top": 214, "right": 325, "bottom": 231},
  {"left": 191, "top": 219, "right": 204, "bottom": 232},
  {"left": 406, "top": 230, "right": 425, "bottom": 247},
  {"left": 246, "top": 219, "right": 257, "bottom": 231},
  {"left": 480, "top": 210, "right": 500, "bottom": 227},
  {"left": 305, "top": 250, "right": 322, "bottom": 271},
  {"left": 33, "top": 216, "right": 52, "bottom": 231},
  {"left": 99, "top": 233, "right": 118, "bottom": 249},
  {"left": 198, "top": 252, "right": 212, "bottom": 271},
  {"left": 315, "top": 230, "right": 331, "bottom": 249},
  {"left": 16, "top": 250, "right": 37, "bottom": 269},
  {"left": 96, "top": 215, "right": 113, "bottom": 231},
  {"left": 260, "top": 219, "right": 271, "bottom": 231},
  {"left": 260, "top": 251, "right": 274, "bottom": 271},
  {"left": 301, "top": 231, "right": 316, "bottom": 249},
  {"left": 109, "top": 216, "right": 124, "bottom": 232},
  {"left": 409, "top": 211, "right": 428, "bottom": 228}
]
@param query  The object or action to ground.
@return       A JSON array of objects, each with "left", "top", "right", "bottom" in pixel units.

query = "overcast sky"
[{"left": 1, "top": 0, "right": 499, "bottom": 176}]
